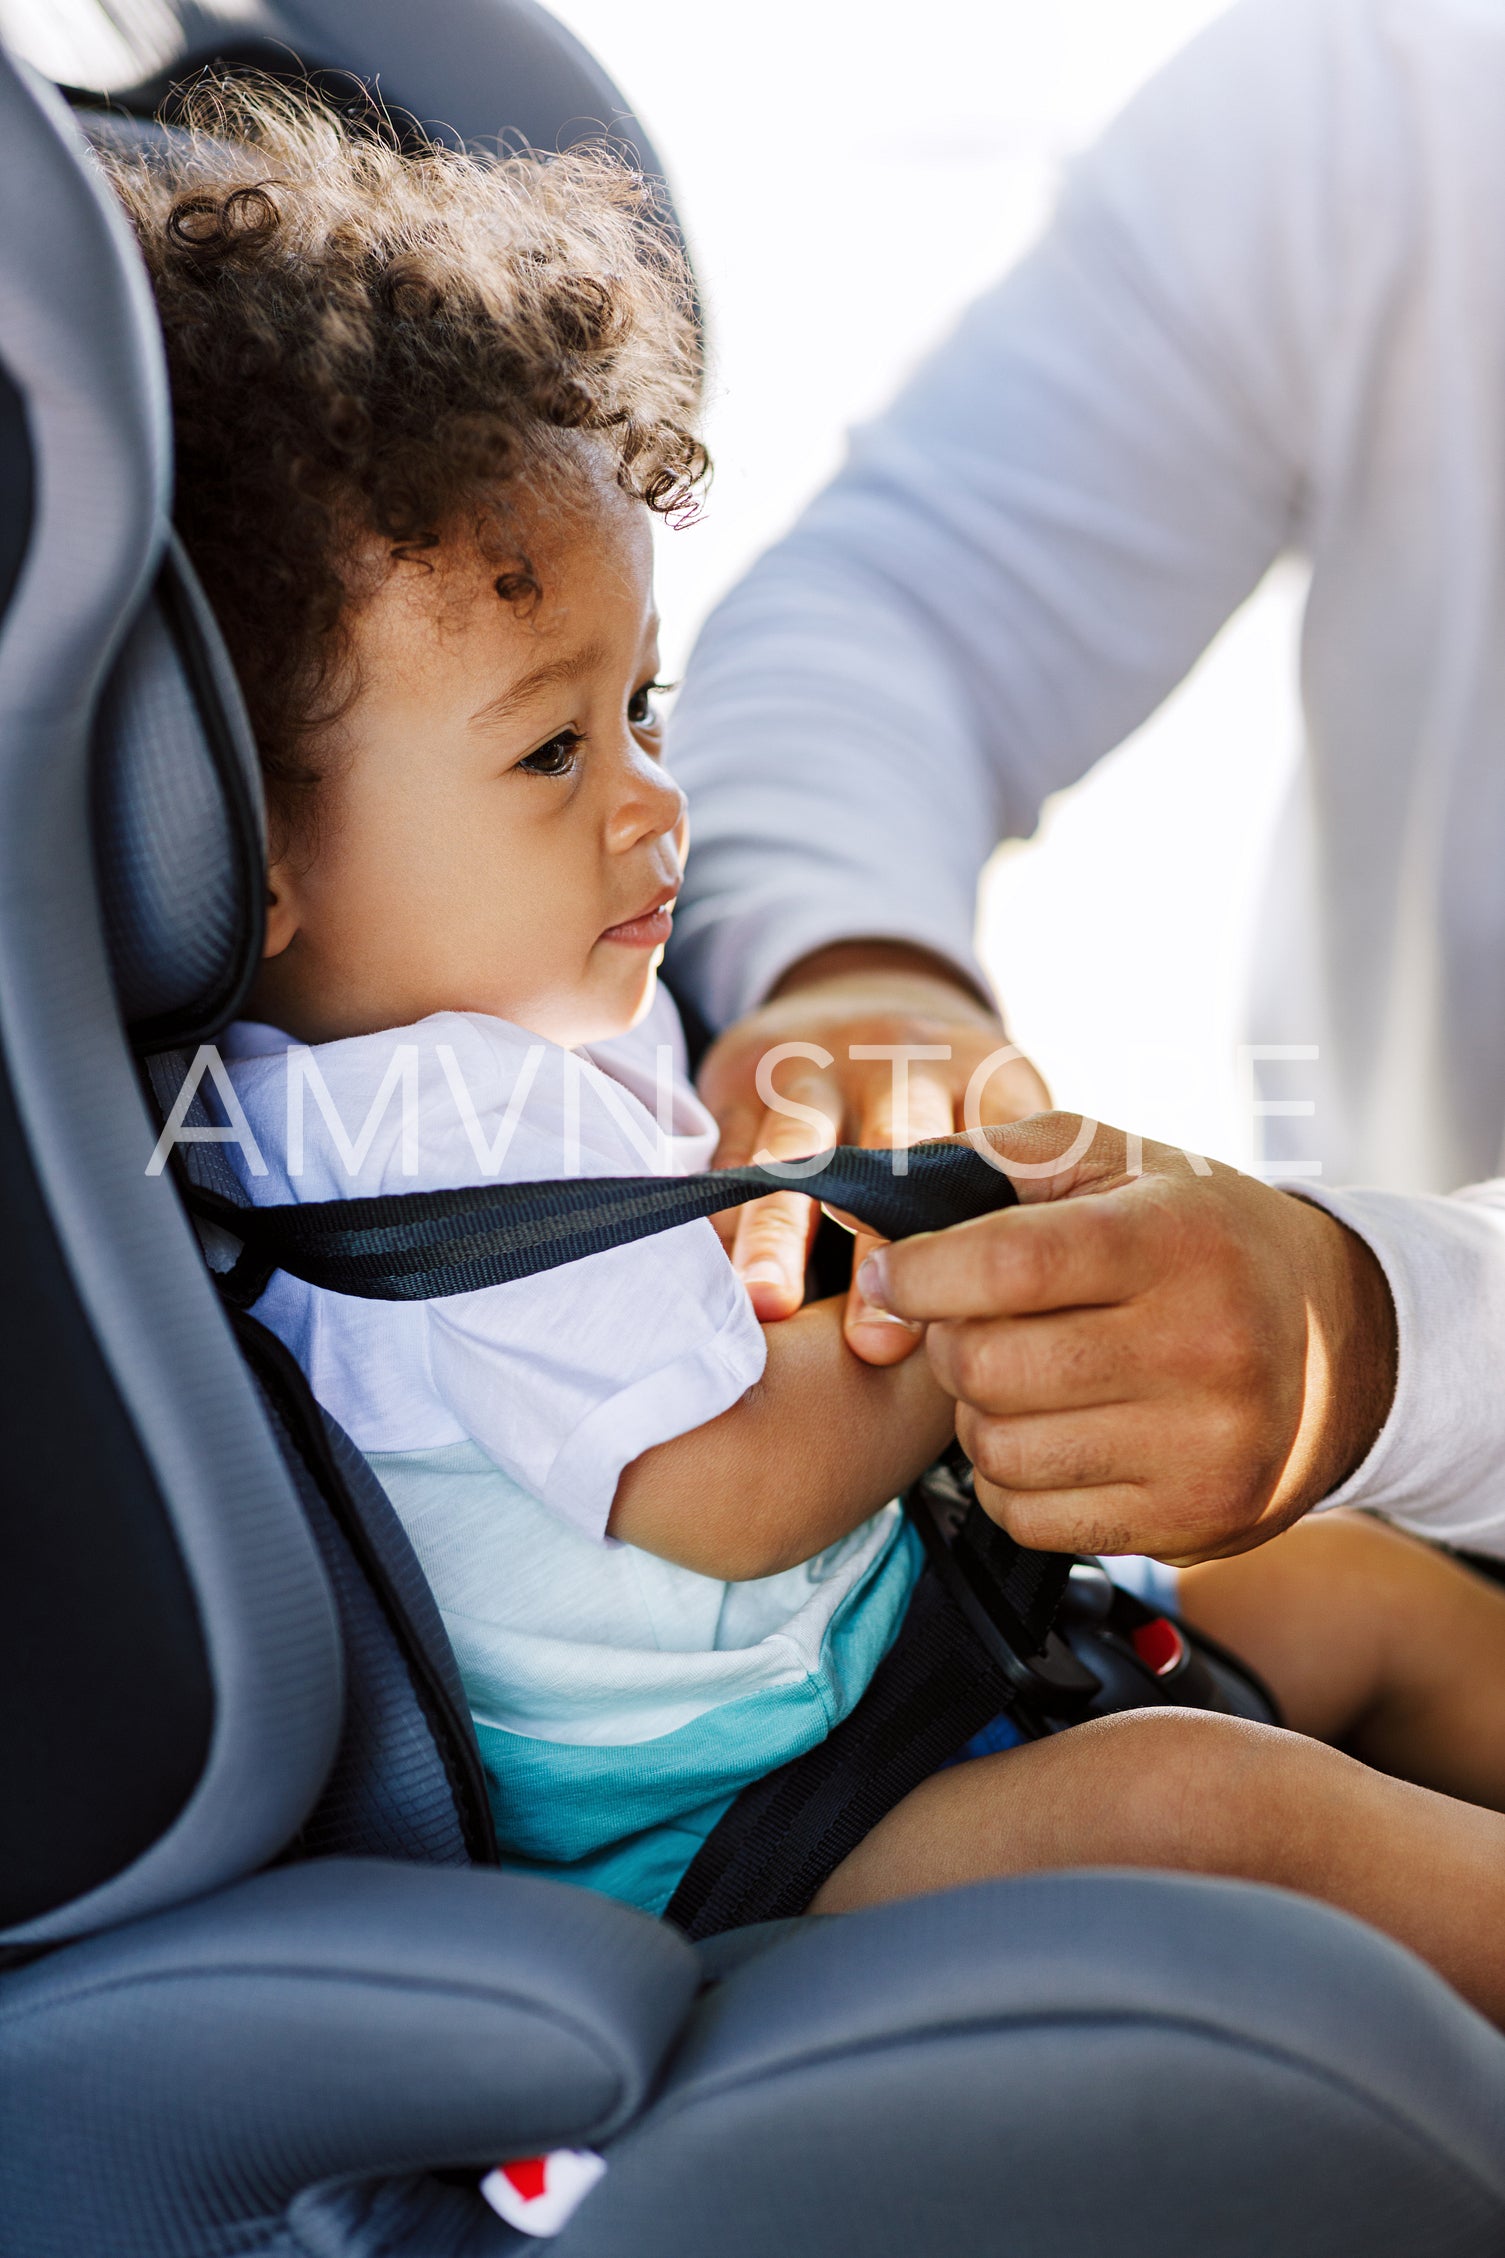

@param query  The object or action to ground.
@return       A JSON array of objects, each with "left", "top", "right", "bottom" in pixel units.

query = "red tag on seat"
[
  {"left": 481, "top": 2150, "right": 607, "bottom": 2237},
  {"left": 1131, "top": 1616, "right": 1187, "bottom": 1678}
]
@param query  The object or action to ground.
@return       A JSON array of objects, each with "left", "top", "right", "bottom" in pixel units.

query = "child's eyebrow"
[{"left": 469, "top": 643, "right": 609, "bottom": 728}]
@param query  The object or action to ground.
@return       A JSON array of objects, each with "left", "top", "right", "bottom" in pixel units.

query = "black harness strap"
[
  {"left": 666, "top": 1462, "right": 1087, "bottom": 1941},
  {"left": 664, "top": 1567, "right": 1017, "bottom": 1940},
  {"left": 185, "top": 1138, "right": 1019, "bottom": 1306}
]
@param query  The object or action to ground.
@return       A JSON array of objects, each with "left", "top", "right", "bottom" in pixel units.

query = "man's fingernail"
[
  {"left": 856, "top": 1249, "right": 892, "bottom": 1309},
  {"left": 859, "top": 1307, "right": 923, "bottom": 1333},
  {"left": 741, "top": 1260, "right": 788, "bottom": 1289}
]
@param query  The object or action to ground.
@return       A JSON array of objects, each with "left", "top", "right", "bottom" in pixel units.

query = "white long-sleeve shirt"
[{"left": 667, "top": 0, "right": 1505, "bottom": 1553}]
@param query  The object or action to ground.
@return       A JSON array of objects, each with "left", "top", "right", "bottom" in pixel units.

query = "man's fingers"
[
  {"left": 731, "top": 1190, "right": 821, "bottom": 1318},
  {"left": 835, "top": 1069, "right": 957, "bottom": 1362},
  {"left": 711, "top": 1100, "right": 779, "bottom": 1249},
  {"left": 710, "top": 1100, "right": 764, "bottom": 1173},
  {"left": 924, "top": 1304, "right": 1148, "bottom": 1415},
  {"left": 967, "top": 1476, "right": 1149, "bottom": 1561},
  {"left": 955, "top": 1401, "right": 1152, "bottom": 1554},
  {"left": 843, "top": 1228, "right": 924, "bottom": 1364},
  {"left": 958, "top": 1114, "right": 1127, "bottom": 1203},
  {"left": 728, "top": 1090, "right": 838, "bottom": 1316},
  {"left": 956, "top": 1398, "right": 1262, "bottom": 1562},
  {"left": 863, "top": 1183, "right": 1159, "bottom": 1324},
  {"left": 956, "top": 1402, "right": 1152, "bottom": 1498},
  {"left": 856, "top": 1065, "right": 958, "bottom": 1152}
]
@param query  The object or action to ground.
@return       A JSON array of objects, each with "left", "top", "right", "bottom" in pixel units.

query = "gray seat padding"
[
  {"left": 0, "top": 1860, "right": 699, "bottom": 2258},
  {"left": 13, "top": 1865, "right": 1504, "bottom": 2258},
  {"left": 58, "top": 0, "right": 673, "bottom": 199},
  {"left": 573, "top": 1872, "right": 1505, "bottom": 2258}
]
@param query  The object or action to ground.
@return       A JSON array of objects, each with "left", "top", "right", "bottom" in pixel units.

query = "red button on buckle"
[{"left": 1131, "top": 1616, "right": 1187, "bottom": 1678}]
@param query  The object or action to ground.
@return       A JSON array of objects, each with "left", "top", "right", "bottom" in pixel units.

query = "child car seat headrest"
[
  {"left": 64, "top": 102, "right": 268, "bottom": 1055},
  {"left": 29, "top": 0, "right": 676, "bottom": 225},
  {"left": 92, "top": 536, "right": 266, "bottom": 1053}
]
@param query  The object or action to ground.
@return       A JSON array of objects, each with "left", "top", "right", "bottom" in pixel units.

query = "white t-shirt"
[
  {"left": 223, "top": 988, "right": 766, "bottom": 1538},
  {"left": 219, "top": 987, "right": 922, "bottom": 1915}
]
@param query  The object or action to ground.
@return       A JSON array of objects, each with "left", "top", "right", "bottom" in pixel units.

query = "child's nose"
[{"left": 609, "top": 752, "right": 687, "bottom": 855}]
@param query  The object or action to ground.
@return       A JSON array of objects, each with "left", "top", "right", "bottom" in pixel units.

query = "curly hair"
[{"left": 98, "top": 85, "right": 707, "bottom": 832}]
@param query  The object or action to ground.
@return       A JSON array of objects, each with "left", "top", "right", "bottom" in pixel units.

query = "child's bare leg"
[
  {"left": 808, "top": 1707, "right": 1505, "bottom": 2026},
  {"left": 1177, "top": 1509, "right": 1505, "bottom": 1808}
]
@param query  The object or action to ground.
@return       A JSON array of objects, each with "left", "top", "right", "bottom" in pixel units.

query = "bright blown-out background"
[{"left": 558, "top": 0, "right": 1305, "bottom": 1174}]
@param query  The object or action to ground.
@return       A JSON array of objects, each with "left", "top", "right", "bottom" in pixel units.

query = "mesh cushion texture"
[
  {"left": 92, "top": 591, "right": 240, "bottom": 1024},
  {"left": 286, "top": 2171, "right": 519, "bottom": 2255},
  {"left": 241, "top": 1322, "right": 494, "bottom": 1868},
  {"left": 0, "top": 1859, "right": 697, "bottom": 2258},
  {"left": 268, "top": 1408, "right": 471, "bottom": 1867},
  {"left": 90, "top": 541, "right": 263, "bottom": 1047}
]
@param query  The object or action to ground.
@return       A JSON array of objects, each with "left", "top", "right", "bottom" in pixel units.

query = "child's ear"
[{"left": 263, "top": 863, "right": 301, "bottom": 959}]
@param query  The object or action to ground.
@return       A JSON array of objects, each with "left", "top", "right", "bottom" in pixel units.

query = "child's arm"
[{"left": 607, "top": 1297, "right": 955, "bottom": 1579}]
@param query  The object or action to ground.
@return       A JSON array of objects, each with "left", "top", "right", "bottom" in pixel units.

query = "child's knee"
[{"left": 1064, "top": 1705, "right": 1307, "bottom": 1872}]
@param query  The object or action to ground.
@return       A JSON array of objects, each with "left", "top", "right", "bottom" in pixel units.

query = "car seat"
[
  {"left": 4, "top": 14, "right": 1505, "bottom": 2256},
  {"left": 15, "top": 0, "right": 671, "bottom": 181}
]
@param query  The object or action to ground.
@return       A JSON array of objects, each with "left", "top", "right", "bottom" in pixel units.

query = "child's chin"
[
  {"left": 623, "top": 960, "right": 662, "bottom": 1029},
  {"left": 571, "top": 961, "right": 658, "bottom": 1047}
]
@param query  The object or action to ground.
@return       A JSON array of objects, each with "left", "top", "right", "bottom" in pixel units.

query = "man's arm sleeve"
[
  {"left": 1295, "top": 1181, "right": 1505, "bottom": 1558},
  {"left": 667, "top": 0, "right": 1369, "bottom": 1027}
]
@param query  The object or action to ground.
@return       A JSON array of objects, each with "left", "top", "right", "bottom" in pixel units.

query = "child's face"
[{"left": 251, "top": 482, "right": 687, "bottom": 1049}]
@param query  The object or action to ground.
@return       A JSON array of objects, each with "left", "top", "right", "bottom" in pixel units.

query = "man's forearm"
[{"left": 770, "top": 938, "right": 998, "bottom": 1016}]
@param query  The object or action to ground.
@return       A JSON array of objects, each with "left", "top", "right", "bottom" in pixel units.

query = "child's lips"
[{"left": 600, "top": 896, "right": 675, "bottom": 949}]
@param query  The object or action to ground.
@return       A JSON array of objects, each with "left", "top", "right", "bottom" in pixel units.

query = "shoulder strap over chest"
[{"left": 184, "top": 1138, "right": 1020, "bottom": 1308}]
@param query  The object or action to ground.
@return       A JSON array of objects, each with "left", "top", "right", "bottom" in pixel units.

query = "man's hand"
[
  {"left": 855, "top": 1115, "right": 1398, "bottom": 1564},
  {"left": 697, "top": 941, "right": 1049, "bottom": 1360}
]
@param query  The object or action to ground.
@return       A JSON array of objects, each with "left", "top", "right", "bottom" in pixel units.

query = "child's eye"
[
  {"left": 628, "top": 680, "right": 671, "bottom": 728},
  {"left": 518, "top": 729, "right": 583, "bottom": 777}
]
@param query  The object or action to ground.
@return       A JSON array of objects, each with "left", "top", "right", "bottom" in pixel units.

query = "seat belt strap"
[
  {"left": 184, "top": 1137, "right": 1018, "bottom": 1305},
  {"left": 664, "top": 1565, "right": 1019, "bottom": 1940}
]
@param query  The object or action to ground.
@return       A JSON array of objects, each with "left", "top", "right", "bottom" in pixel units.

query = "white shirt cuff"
[{"left": 1288, "top": 1180, "right": 1505, "bottom": 1556}]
